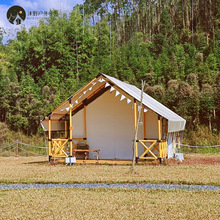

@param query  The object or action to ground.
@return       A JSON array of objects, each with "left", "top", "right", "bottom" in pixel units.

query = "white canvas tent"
[{"left": 41, "top": 73, "right": 186, "bottom": 161}]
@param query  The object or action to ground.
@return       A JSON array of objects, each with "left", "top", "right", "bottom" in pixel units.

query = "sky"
[{"left": 0, "top": 0, "right": 83, "bottom": 44}]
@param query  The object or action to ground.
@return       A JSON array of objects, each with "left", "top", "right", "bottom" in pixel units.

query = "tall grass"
[
  {"left": 0, "top": 130, "right": 47, "bottom": 156},
  {"left": 183, "top": 126, "right": 220, "bottom": 146},
  {"left": 182, "top": 125, "right": 220, "bottom": 153}
]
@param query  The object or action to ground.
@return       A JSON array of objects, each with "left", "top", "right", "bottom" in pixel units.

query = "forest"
[{"left": 0, "top": 0, "right": 219, "bottom": 144}]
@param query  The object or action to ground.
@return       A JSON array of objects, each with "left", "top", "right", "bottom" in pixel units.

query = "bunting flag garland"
[
  {"left": 98, "top": 78, "right": 105, "bottom": 83},
  {"left": 127, "top": 98, "right": 131, "bottom": 104},
  {"left": 105, "top": 82, "right": 110, "bottom": 88},
  {"left": 120, "top": 94, "right": 125, "bottom": 101},
  {"left": 115, "top": 90, "right": 120, "bottom": 97},
  {"left": 79, "top": 94, "right": 83, "bottom": 99},
  {"left": 110, "top": 86, "right": 115, "bottom": 92},
  {"left": 60, "top": 82, "right": 148, "bottom": 114}
]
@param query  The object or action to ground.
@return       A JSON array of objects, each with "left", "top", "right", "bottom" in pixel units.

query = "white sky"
[{"left": 0, "top": 0, "right": 83, "bottom": 44}]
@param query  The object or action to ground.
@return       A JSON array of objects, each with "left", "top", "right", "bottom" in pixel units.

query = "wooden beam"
[
  {"left": 177, "top": 132, "right": 180, "bottom": 150},
  {"left": 133, "top": 100, "right": 138, "bottom": 157},
  {"left": 69, "top": 101, "right": 73, "bottom": 156},
  {"left": 48, "top": 116, "right": 51, "bottom": 156},
  {"left": 52, "top": 113, "right": 66, "bottom": 116},
  {"left": 165, "top": 119, "right": 168, "bottom": 139},
  {"left": 44, "top": 119, "right": 65, "bottom": 122},
  {"left": 143, "top": 108, "right": 146, "bottom": 139},
  {"left": 173, "top": 132, "right": 176, "bottom": 155},
  {"left": 70, "top": 84, "right": 105, "bottom": 115},
  {"left": 65, "top": 121, "right": 67, "bottom": 138},
  {"left": 51, "top": 77, "right": 98, "bottom": 114},
  {"left": 84, "top": 105, "right": 87, "bottom": 144},
  {"left": 158, "top": 116, "right": 161, "bottom": 140}
]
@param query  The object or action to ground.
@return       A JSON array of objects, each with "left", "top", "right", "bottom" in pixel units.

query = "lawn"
[
  {"left": 0, "top": 154, "right": 219, "bottom": 186},
  {"left": 0, "top": 187, "right": 219, "bottom": 219}
]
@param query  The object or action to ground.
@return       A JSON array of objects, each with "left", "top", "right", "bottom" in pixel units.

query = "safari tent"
[{"left": 41, "top": 73, "right": 186, "bottom": 162}]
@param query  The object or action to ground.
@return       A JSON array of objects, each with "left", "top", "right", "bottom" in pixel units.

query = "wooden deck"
[{"left": 51, "top": 158, "right": 158, "bottom": 165}]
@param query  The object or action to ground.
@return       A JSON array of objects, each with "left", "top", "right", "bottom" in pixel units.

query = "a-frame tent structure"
[{"left": 41, "top": 73, "right": 186, "bottom": 162}]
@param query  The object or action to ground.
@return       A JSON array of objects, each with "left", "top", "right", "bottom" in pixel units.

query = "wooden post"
[
  {"left": 84, "top": 105, "right": 87, "bottom": 145},
  {"left": 177, "top": 131, "right": 180, "bottom": 151},
  {"left": 173, "top": 132, "right": 175, "bottom": 155},
  {"left": 131, "top": 81, "right": 145, "bottom": 169},
  {"left": 134, "top": 100, "right": 137, "bottom": 158},
  {"left": 64, "top": 121, "right": 67, "bottom": 138},
  {"left": 143, "top": 108, "right": 146, "bottom": 139},
  {"left": 48, "top": 116, "right": 51, "bottom": 156},
  {"left": 158, "top": 116, "right": 161, "bottom": 158},
  {"left": 69, "top": 100, "right": 73, "bottom": 156},
  {"left": 158, "top": 116, "right": 161, "bottom": 140},
  {"left": 16, "top": 140, "right": 18, "bottom": 156},
  {"left": 165, "top": 119, "right": 168, "bottom": 139}
]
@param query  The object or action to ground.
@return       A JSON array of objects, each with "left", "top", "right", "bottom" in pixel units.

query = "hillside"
[{"left": 0, "top": 0, "right": 219, "bottom": 138}]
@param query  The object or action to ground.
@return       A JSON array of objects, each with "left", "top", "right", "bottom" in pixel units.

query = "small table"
[{"left": 73, "top": 149, "right": 100, "bottom": 160}]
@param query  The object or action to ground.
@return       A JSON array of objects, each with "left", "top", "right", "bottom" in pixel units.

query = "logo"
[{"left": 7, "top": 6, "right": 26, "bottom": 25}]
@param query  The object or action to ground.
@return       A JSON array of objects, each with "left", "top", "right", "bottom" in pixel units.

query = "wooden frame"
[
  {"left": 69, "top": 100, "right": 73, "bottom": 156},
  {"left": 143, "top": 108, "right": 146, "bottom": 139},
  {"left": 51, "top": 139, "right": 68, "bottom": 157},
  {"left": 48, "top": 116, "right": 51, "bottom": 156},
  {"left": 173, "top": 132, "right": 176, "bottom": 154},
  {"left": 139, "top": 140, "right": 158, "bottom": 159},
  {"left": 84, "top": 105, "right": 87, "bottom": 144},
  {"left": 133, "top": 99, "right": 138, "bottom": 158}
]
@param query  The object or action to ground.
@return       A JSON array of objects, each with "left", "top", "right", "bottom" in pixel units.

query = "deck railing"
[
  {"left": 137, "top": 139, "right": 167, "bottom": 161},
  {"left": 49, "top": 138, "right": 86, "bottom": 158}
]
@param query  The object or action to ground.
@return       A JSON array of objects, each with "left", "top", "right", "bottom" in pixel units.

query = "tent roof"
[
  {"left": 42, "top": 73, "right": 186, "bottom": 132},
  {"left": 102, "top": 74, "right": 186, "bottom": 132}
]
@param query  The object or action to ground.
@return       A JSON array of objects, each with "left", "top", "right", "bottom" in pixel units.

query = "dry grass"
[
  {"left": 0, "top": 155, "right": 219, "bottom": 186},
  {"left": 0, "top": 188, "right": 219, "bottom": 219}
]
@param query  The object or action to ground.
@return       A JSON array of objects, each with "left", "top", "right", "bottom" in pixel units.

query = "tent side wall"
[{"left": 72, "top": 90, "right": 160, "bottom": 160}]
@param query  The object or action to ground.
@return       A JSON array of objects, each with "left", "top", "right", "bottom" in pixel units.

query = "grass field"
[
  {"left": 0, "top": 187, "right": 219, "bottom": 219},
  {"left": 0, "top": 154, "right": 219, "bottom": 186},
  {"left": 0, "top": 154, "right": 219, "bottom": 219}
]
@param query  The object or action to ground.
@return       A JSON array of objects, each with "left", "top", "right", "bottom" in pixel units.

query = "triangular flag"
[
  {"left": 92, "top": 82, "right": 97, "bottom": 85},
  {"left": 98, "top": 78, "right": 105, "bottom": 83},
  {"left": 105, "top": 82, "right": 110, "bottom": 88},
  {"left": 138, "top": 105, "right": 142, "bottom": 111},
  {"left": 89, "top": 87, "right": 92, "bottom": 91},
  {"left": 144, "top": 108, "right": 148, "bottom": 113},
  {"left": 120, "top": 95, "right": 125, "bottom": 101},
  {"left": 75, "top": 100, "right": 78, "bottom": 104},
  {"left": 127, "top": 98, "right": 131, "bottom": 104},
  {"left": 66, "top": 107, "right": 69, "bottom": 111},
  {"left": 83, "top": 91, "right": 87, "bottom": 95},
  {"left": 115, "top": 90, "right": 120, "bottom": 97},
  {"left": 79, "top": 95, "right": 83, "bottom": 99},
  {"left": 110, "top": 86, "right": 115, "bottom": 92}
]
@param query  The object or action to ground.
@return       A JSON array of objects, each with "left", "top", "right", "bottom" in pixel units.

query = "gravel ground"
[{"left": 0, "top": 183, "right": 219, "bottom": 191}]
